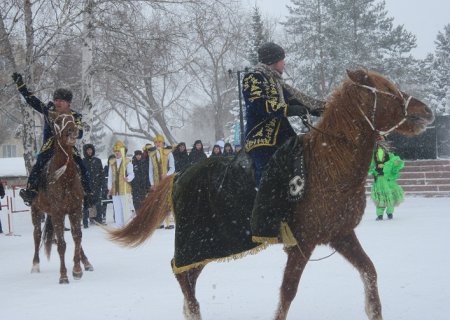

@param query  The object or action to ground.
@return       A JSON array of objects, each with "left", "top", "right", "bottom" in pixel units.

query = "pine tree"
[
  {"left": 247, "top": 5, "right": 268, "bottom": 66},
  {"left": 226, "top": 5, "right": 269, "bottom": 146},
  {"left": 284, "top": 0, "right": 417, "bottom": 98},
  {"left": 427, "top": 24, "right": 450, "bottom": 115}
]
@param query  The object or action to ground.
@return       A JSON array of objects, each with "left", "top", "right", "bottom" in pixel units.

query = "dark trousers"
[
  {"left": 248, "top": 146, "right": 277, "bottom": 187},
  {"left": 132, "top": 192, "right": 147, "bottom": 211},
  {"left": 83, "top": 199, "right": 102, "bottom": 227}
]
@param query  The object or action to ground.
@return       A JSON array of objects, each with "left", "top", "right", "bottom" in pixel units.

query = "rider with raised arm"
[{"left": 11, "top": 73, "right": 93, "bottom": 207}]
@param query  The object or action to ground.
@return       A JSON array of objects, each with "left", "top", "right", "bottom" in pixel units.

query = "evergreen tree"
[
  {"left": 426, "top": 24, "right": 450, "bottom": 115},
  {"left": 247, "top": 5, "right": 268, "bottom": 66},
  {"left": 284, "top": 0, "right": 416, "bottom": 98}
]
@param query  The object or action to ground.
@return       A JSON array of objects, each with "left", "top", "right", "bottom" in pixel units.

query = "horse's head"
[
  {"left": 50, "top": 112, "right": 79, "bottom": 147},
  {"left": 346, "top": 69, "right": 434, "bottom": 137}
]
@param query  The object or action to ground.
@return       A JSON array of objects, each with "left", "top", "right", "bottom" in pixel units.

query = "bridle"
[
  {"left": 53, "top": 113, "right": 76, "bottom": 138},
  {"left": 301, "top": 81, "right": 412, "bottom": 144},
  {"left": 50, "top": 114, "right": 77, "bottom": 182},
  {"left": 353, "top": 83, "right": 412, "bottom": 137}
]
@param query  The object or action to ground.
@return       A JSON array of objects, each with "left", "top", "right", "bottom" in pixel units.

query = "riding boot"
[{"left": 19, "top": 154, "right": 48, "bottom": 206}]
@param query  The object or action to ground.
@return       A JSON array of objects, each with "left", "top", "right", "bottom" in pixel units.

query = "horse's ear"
[{"left": 346, "top": 69, "right": 371, "bottom": 85}]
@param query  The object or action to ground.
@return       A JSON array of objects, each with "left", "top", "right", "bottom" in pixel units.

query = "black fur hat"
[
  {"left": 53, "top": 88, "right": 73, "bottom": 102},
  {"left": 258, "top": 42, "right": 285, "bottom": 65}
]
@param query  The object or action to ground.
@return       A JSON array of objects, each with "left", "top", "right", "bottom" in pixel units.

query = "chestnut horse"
[
  {"left": 110, "top": 69, "right": 434, "bottom": 319},
  {"left": 31, "top": 112, "right": 93, "bottom": 284}
]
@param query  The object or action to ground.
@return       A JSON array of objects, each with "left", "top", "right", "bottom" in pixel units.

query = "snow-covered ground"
[{"left": 1, "top": 197, "right": 449, "bottom": 320}]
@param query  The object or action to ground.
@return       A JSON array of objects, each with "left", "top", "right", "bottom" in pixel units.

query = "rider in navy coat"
[
  {"left": 12, "top": 73, "right": 92, "bottom": 206},
  {"left": 243, "top": 42, "right": 325, "bottom": 186}
]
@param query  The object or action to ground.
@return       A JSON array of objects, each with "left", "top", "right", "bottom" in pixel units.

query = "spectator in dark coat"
[
  {"left": 172, "top": 142, "right": 189, "bottom": 172},
  {"left": 188, "top": 140, "right": 207, "bottom": 165},
  {"left": 82, "top": 144, "right": 104, "bottom": 227},
  {"left": 99, "top": 154, "right": 115, "bottom": 223},
  {"left": 222, "top": 142, "right": 234, "bottom": 157},
  {"left": 131, "top": 150, "right": 150, "bottom": 210},
  {"left": 210, "top": 144, "right": 222, "bottom": 157},
  {"left": 0, "top": 180, "right": 5, "bottom": 233}
]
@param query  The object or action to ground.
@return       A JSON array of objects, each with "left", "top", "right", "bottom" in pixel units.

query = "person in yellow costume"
[
  {"left": 108, "top": 141, "right": 135, "bottom": 228},
  {"left": 148, "top": 134, "right": 175, "bottom": 229}
]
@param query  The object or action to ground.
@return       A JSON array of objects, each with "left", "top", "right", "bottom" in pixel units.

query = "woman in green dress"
[{"left": 369, "top": 140, "right": 405, "bottom": 220}]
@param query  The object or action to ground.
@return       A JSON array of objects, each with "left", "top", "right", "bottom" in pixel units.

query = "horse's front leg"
[
  {"left": 53, "top": 218, "right": 68, "bottom": 284},
  {"left": 274, "top": 244, "right": 314, "bottom": 320},
  {"left": 330, "top": 231, "right": 383, "bottom": 320},
  {"left": 68, "top": 212, "right": 84, "bottom": 279},
  {"left": 30, "top": 210, "right": 42, "bottom": 273}
]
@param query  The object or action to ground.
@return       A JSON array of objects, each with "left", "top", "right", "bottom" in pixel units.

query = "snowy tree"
[
  {"left": 95, "top": 6, "right": 194, "bottom": 145},
  {"left": 283, "top": 0, "right": 417, "bottom": 98},
  {"left": 1, "top": 0, "right": 83, "bottom": 171},
  {"left": 246, "top": 5, "right": 269, "bottom": 66},
  {"left": 426, "top": 24, "right": 450, "bottom": 115},
  {"left": 186, "top": 1, "right": 247, "bottom": 141}
]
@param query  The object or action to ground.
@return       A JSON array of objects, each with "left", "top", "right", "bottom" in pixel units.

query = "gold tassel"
[
  {"left": 279, "top": 222, "right": 298, "bottom": 248},
  {"left": 171, "top": 243, "right": 268, "bottom": 274}
]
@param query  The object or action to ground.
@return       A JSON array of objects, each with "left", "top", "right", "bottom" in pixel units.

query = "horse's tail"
[
  {"left": 108, "top": 175, "right": 174, "bottom": 247},
  {"left": 43, "top": 216, "right": 54, "bottom": 260}
]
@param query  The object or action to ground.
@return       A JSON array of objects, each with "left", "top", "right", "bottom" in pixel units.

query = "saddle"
[
  {"left": 171, "top": 137, "right": 307, "bottom": 272},
  {"left": 251, "top": 135, "right": 307, "bottom": 244}
]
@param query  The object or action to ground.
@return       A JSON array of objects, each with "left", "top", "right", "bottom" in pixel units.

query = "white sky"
[{"left": 245, "top": 0, "right": 450, "bottom": 59}]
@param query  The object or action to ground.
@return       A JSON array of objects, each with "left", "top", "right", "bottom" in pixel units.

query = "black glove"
[
  {"left": 11, "top": 72, "right": 29, "bottom": 97},
  {"left": 311, "top": 106, "right": 325, "bottom": 117},
  {"left": 12, "top": 72, "right": 23, "bottom": 85},
  {"left": 287, "top": 104, "right": 309, "bottom": 117}
]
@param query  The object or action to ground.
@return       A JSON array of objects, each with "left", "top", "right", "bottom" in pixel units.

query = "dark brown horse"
[
  {"left": 31, "top": 112, "right": 93, "bottom": 284},
  {"left": 109, "top": 69, "right": 434, "bottom": 319}
]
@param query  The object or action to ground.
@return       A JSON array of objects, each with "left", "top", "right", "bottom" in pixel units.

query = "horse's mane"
[{"left": 306, "top": 71, "right": 386, "bottom": 186}]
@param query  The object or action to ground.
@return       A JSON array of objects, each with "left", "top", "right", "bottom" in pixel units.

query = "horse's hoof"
[
  {"left": 59, "top": 277, "right": 69, "bottom": 284},
  {"left": 84, "top": 264, "right": 94, "bottom": 272},
  {"left": 31, "top": 264, "right": 40, "bottom": 273},
  {"left": 73, "top": 270, "right": 83, "bottom": 280}
]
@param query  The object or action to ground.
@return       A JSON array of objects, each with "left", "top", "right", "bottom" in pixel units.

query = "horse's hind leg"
[
  {"left": 80, "top": 246, "right": 94, "bottom": 271},
  {"left": 275, "top": 245, "right": 313, "bottom": 320},
  {"left": 330, "top": 231, "right": 383, "bottom": 320},
  {"left": 30, "top": 210, "right": 43, "bottom": 273},
  {"left": 174, "top": 265, "right": 204, "bottom": 320}
]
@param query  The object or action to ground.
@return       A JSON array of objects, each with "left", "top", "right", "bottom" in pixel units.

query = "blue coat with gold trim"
[{"left": 243, "top": 69, "right": 296, "bottom": 152}]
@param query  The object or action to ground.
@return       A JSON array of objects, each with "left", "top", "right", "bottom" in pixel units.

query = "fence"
[{"left": 0, "top": 184, "right": 30, "bottom": 236}]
